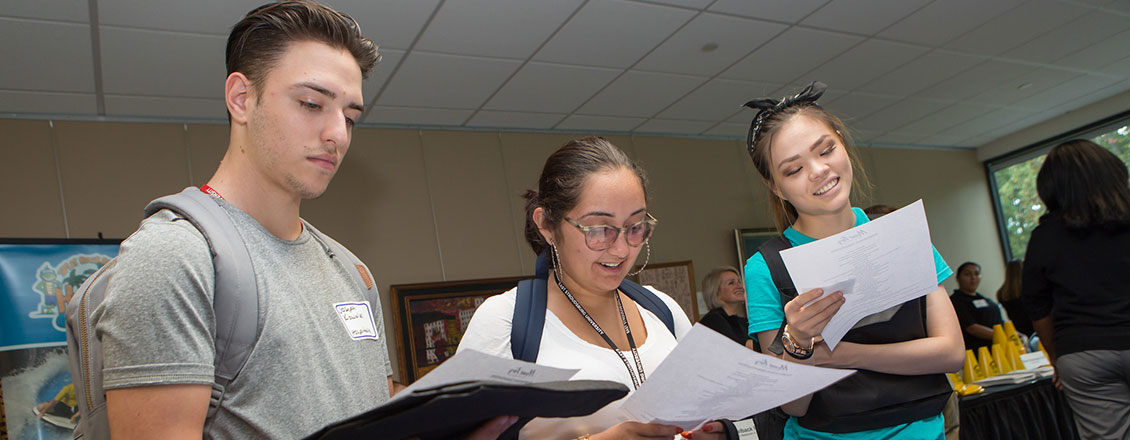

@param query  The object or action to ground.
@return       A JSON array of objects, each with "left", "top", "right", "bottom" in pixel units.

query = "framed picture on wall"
[
  {"left": 735, "top": 228, "right": 779, "bottom": 269},
  {"left": 389, "top": 276, "right": 527, "bottom": 383},
  {"left": 629, "top": 260, "right": 697, "bottom": 322}
]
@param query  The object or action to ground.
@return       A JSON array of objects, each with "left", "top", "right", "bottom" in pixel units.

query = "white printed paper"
[
  {"left": 778, "top": 200, "right": 937, "bottom": 349},
  {"left": 392, "top": 349, "right": 579, "bottom": 401},
  {"left": 333, "top": 301, "right": 379, "bottom": 341},
  {"left": 618, "top": 324, "right": 855, "bottom": 430}
]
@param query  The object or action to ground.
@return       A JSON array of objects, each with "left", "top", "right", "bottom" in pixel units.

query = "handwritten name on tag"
[{"left": 333, "top": 301, "right": 379, "bottom": 341}]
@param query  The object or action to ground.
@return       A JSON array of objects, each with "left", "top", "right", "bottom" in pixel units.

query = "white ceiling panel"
[
  {"left": 858, "top": 51, "right": 984, "bottom": 96},
  {"left": 483, "top": 62, "right": 620, "bottom": 113},
  {"left": 104, "top": 95, "right": 225, "bottom": 119},
  {"left": 534, "top": 0, "right": 695, "bottom": 68},
  {"left": 720, "top": 27, "right": 864, "bottom": 83},
  {"left": 878, "top": 0, "right": 1023, "bottom": 46},
  {"left": 968, "top": 67, "right": 1082, "bottom": 107},
  {"left": 362, "top": 106, "right": 473, "bottom": 125},
  {"left": 328, "top": 0, "right": 441, "bottom": 50},
  {"left": 556, "top": 114, "right": 646, "bottom": 131},
  {"left": 945, "top": 107, "right": 1038, "bottom": 139},
  {"left": 658, "top": 79, "right": 781, "bottom": 121},
  {"left": 1053, "top": 28, "right": 1130, "bottom": 72},
  {"left": 820, "top": 91, "right": 900, "bottom": 122},
  {"left": 0, "top": 90, "right": 97, "bottom": 114},
  {"left": 850, "top": 98, "right": 950, "bottom": 133},
  {"left": 804, "top": 39, "right": 927, "bottom": 90},
  {"left": 870, "top": 131, "right": 927, "bottom": 146},
  {"left": 893, "top": 102, "right": 998, "bottom": 136},
  {"left": 466, "top": 110, "right": 564, "bottom": 129},
  {"left": 1011, "top": 74, "right": 1123, "bottom": 110},
  {"left": 915, "top": 59, "right": 1034, "bottom": 102},
  {"left": 0, "top": 19, "right": 94, "bottom": 93},
  {"left": 917, "top": 133, "right": 974, "bottom": 148},
  {"left": 414, "top": 0, "right": 581, "bottom": 59},
  {"left": 1002, "top": 11, "right": 1130, "bottom": 64},
  {"left": 364, "top": 49, "right": 405, "bottom": 105},
  {"left": 0, "top": 0, "right": 88, "bottom": 22},
  {"left": 635, "top": 13, "right": 787, "bottom": 76},
  {"left": 98, "top": 0, "right": 257, "bottom": 35},
  {"left": 1101, "top": 55, "right": 1130, "bottom": 77},
  {"left": 801, "top": 0, "right": 931, "bottom": 36},
  {"left": 100, "top": 28, "right": 225, "bottom": 98},
  {"left": 708, "top": 0, "right": 829, "bottom": 24},
  {"left": 944, "top": 0, "right": 1092, "bottom": 56},
  {"left": 376, "top": 52, "right": 522, "bottom": 108},
  {"left": 635, "top": 118, "right": 714, "bottom": 134},
  {"left": 704, "top": 122, "right": 747, "bottom": 138},
  {"left": 642, "top": 0, "right": 713, "bottom": 9},
  {"left": 578, "top": 71, "right": 706, "bottom": 117}
]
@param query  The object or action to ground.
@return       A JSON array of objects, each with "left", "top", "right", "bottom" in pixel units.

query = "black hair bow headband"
[{"left": 744, "top": 81, "right": 827, "bottom": 158}]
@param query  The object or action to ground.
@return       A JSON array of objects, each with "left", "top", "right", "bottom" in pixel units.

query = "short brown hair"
[{"left": 226, "top": 0, "right": 380, "bottom": 95}]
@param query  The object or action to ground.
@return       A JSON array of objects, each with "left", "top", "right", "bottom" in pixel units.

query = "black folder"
[{"left": 304, "top": 379, "right": 629, "bottom": 440}]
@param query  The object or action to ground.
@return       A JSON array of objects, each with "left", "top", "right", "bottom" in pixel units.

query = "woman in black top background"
[
  {"left": 1023, "top": 139, "right": 1130, "bottom": 439},
  {"left": 697, "top": 266, "right": 754, "bottom": 349},
  {"left": 949, "top": 261, "right": 1004, "bottom": 351}
]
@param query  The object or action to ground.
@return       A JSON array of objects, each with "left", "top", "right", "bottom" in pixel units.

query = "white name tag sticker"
[
  {"left": 973, "top": 299, "right": 989, "bottom": 308},
  {"left": 333, "top": 301, "right": 379, "bottom": 341}
]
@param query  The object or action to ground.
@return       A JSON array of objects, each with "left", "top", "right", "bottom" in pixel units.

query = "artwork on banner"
[
  {"left": 390, "top": 276, "right": 527, "bottom": 383},
  {"left": 629, "top": 261, "right": 698, "bottom": 321},
  {"left": 0, "top": 239, "right": 120, "bottom": 439},
  {"left": 735, "top": 228, "right": 779, "bottom": 269}
]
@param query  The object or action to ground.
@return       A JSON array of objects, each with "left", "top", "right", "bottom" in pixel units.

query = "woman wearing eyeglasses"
[{"left": 458, "top": 137, "right": 697, "bottom": 439}]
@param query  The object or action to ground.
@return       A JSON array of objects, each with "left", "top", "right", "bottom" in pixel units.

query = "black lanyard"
[{"left": 555, "top": 276, "right": 646, "bottom": 389}]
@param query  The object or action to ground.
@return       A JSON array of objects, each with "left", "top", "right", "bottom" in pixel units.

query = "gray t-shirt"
[{"left": 95, "top": 197, "right": 391, "bottom": 439}]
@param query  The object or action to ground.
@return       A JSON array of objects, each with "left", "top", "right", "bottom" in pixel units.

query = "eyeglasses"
[{"left": 563, "top": 213, "right": 658, "bottom": 251}]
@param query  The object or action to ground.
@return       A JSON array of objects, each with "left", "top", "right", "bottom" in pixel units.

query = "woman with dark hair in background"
[
  {"left": 948, "top": 261, "right": 1004, "bottom": 351},
  {"left": 1023, "top": 139, "right": 1130, "bottom": 439},
  {"left": 698, "top": 267, "right": 752, "bottom": 348},
  {"left": 996, "top": 259, "right": 1033, "bottom": 336}
]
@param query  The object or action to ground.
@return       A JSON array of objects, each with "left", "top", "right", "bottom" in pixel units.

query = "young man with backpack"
[{"left": 69, "top": 2, "right": 516, "bottom": 438}]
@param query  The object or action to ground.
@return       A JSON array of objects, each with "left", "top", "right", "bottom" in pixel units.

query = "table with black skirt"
[{"left": 958, "top": 377, "right": 1078, "bottom": 440}]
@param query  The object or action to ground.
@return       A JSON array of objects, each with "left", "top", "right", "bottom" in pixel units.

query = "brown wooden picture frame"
[
  {"left": 389, "top": 276, "right": 528, "bottom": 384},
  {"left": 629, "top": 260, "right": 698, "bottom": 322}
]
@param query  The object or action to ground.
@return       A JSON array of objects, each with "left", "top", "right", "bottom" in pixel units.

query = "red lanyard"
[{"left": 200, "top": 184, "right": 225, "bottom": 200}]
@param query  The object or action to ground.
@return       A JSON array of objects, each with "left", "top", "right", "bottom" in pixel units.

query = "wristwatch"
[{"left": 781, "top": 326, "right": 814, "bottom": 360}]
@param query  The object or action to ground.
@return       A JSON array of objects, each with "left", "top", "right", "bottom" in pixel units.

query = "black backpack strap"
[
  {"left": 512, "top": 251, "right": 551, "bottom": 362},
  {"left": 618, "top": 279, "right": 676, "bottom": 337},
  {"left": 756, "top": 235, "right": 795, "bottom": 356},
  {"left": 144, "top": 187, "right": 259, "bottom": 418}
]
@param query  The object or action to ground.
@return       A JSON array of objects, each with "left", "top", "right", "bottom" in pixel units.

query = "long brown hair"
[{"left": 997, "top": 259, "right": 1023, "bottom": 302}]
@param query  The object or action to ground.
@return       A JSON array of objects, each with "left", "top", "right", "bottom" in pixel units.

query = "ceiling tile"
[
  {"left": 893, "top": 102, "right": 998, "bottom": 136},
  {"left": 0, "top": 19, "right": 94, "bottom": 93},
  {"left": 943, "top": 0, "right": 1092, "bottom": 56},
  {"left": 801, "top": 0, "right": 931, "bottom": 36},
  {"left": 1002, "top": 11, "right": 1130, "bottom": 64},
  {"left": 466, "top": 110, "right": 564, "bottom": 129},
  {"left": 915, "top": 59, "right": 1034, "bottom": 102},
  {"left": 556, "top": 114, "right": 646, "bottom": 131},
  {"left": 414, "top": 0, "right": 581, "bottom": 58},
  {"left": 1053, "top": 27, "right": 1130, "bottom": 72},
  {"left": 534, "top": 0, "right": 695, "bottom": 68},
  {"left": 642, "top": 0, "right": 713, "bottom": 8},
  {"left": 577, "top": 71, "right": 707, "bottom": 117},
  {"left": 483, "top": 62, "right": 621, "bottom": 113},
  {"left": 658, "top": 79, "right": 781, "bottom": 121},
  {"left": 100, "top": 28, "right": 225, "bottom": 98},
  {"left": 635, "top": 118, "right": 715, "bottom": 134},
  {"left": 870, "top": 131, "right": 927, "bottom": 146},
  {"left": 968, "top": 67, "right": 1082, "bottom": 107},
  {"left": 703, "top": 122, "right": 747, "bottom": 138},
  {"left": 363, "top": 106, "right": 473, "bottom": 125},
  {"left": 709, "top": 0, "right": 829, "bottom": 24},
  {"left": 327, "top": 0, "right": 442, "bottom": 49},
  {"left": 364, "top": 49, "right": 405, "bottom": 105},
  {"left": 0, "top": 0, "right": 88, "bottom": 22},
  {"left": 944, "top": 107, "right": 1037, "bottom": 141},
  {"left": 721, "top": 27, "right": 864, "bottom": 83},
  {"left": 850, "top": 98, "right": 950, "bottom": 133},
  {"left": 635, "top": 12, "right": 787, "bottom": 76},
  {"left": 878, "top": 0, "right": 1024, "bottom": 46},
  {"left": 857, "top": 50, "right": 984, "bottom": 96},
  {"left": 804, "top": 39, "right": 927, "bottom": 90},
  {"left": 0, "top": 90, "right": 97, "bottom": 114},
  {"left": 820, "top": 91, "right": 900, "bottom": 122},
  {"left": 917, "top": 133, "right": 975, "bottom": 148},
  {"left": 1011, "top": 74, "right": 1123, "bottom": 110},
  {"left": 98, "top": 0, "right": 258, "bottom": 34},
  {"left": 376, "top": 52, "right": 522, "bottom": 108},
  {"left": 1100, "top": 54, "right": 1130, "bottom": 77},
  {"left": 104, "top": 95, "right": 225, "bottom": 119}
]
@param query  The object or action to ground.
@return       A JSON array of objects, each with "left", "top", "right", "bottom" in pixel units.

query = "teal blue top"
[{"left": 743, "top": 207, "right": 953, "bottom": 439}]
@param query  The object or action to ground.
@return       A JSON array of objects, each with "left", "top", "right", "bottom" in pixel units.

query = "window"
[{"left": 988, "top": 118, "right": 1130, "bottom": 260}]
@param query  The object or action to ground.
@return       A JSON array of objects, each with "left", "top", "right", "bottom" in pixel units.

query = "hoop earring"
[
  {"left": 628, "top": 242, "right": 651, "bottom": 277},
  {"left": 550, "top": 244, "right": 564, "bottom": 282}
]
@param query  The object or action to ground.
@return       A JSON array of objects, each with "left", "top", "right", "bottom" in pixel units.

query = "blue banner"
[{"left": 0, "top": 244, "right": 119, "bottom": 351}]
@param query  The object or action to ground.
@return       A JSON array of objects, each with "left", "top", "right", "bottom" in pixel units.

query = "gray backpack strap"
[
  {"left": 144, "top": 187, "right": 259, "bottom": 418},
  {"left": 303, "top": 221, "right": 379, "bottom": 305}
]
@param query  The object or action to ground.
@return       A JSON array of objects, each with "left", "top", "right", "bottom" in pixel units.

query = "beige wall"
[{"left": 0, "top": 119, "right": 1003, "bottom": 379}]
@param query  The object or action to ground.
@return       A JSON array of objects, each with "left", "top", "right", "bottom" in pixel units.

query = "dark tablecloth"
[{"left": 959, "top": 377, "right": 1078, "bottom": 440}]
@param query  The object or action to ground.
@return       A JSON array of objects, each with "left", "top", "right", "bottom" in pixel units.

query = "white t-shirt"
[{"left": 457, "top": 286, "right": 693, "bottom": 439}]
